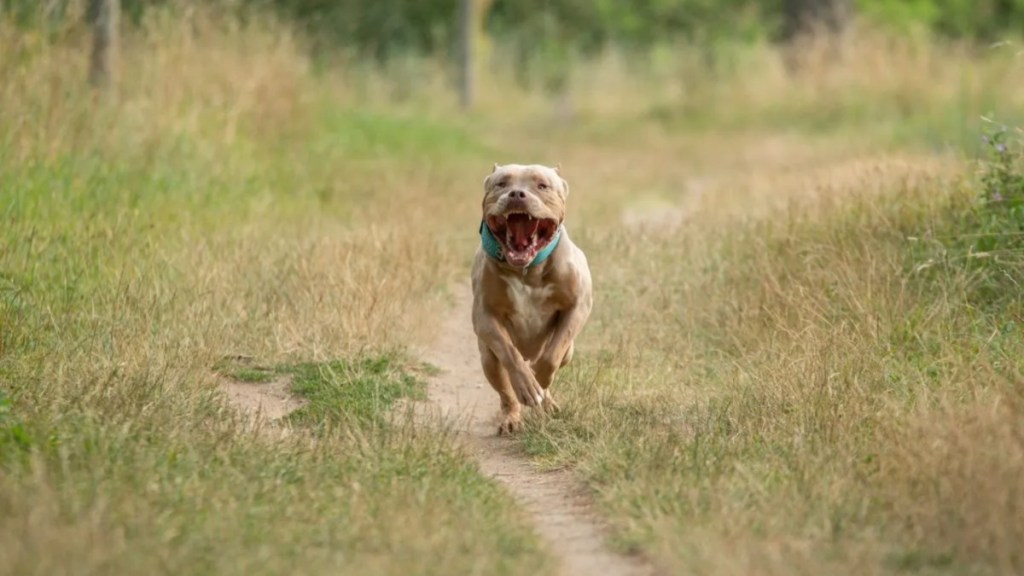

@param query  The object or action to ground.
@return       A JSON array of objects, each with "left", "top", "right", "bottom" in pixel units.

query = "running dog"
[{"left": 471, "top": 163, "right": 593, "bottom": 435}]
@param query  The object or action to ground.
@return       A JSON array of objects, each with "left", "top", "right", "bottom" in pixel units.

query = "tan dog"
[{"left": 471, "top": 163, "right": 593, "bottom": 435}]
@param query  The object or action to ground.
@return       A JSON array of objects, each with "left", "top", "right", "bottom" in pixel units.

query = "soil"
[{"left": 221, "top": 375, "right": 306, "bottom": 421}]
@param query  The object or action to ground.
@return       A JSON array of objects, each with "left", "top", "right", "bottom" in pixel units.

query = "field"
[{"left": 2, "top": 9, "right": 1023, "bottom": 576}]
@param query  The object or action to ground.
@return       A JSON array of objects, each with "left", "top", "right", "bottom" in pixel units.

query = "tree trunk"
[
  {"left": 457, "top": 0, "right": 495, "bottom": 110},
  {"left": 781, "top": 0, "right": 851, "bottom": 41},
  {"left": 458, "top": 0, "right": 474, "bottom": 110},
  {"left": 88, "top": 0, "right": 119, "bottom": 90},
  {"left": 780, "top": 0, "right": 851, "bottom": 72}
]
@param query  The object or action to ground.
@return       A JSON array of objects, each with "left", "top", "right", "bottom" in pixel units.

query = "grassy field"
[
  {"left": 0, "top": 11, "right": 549, "bottom": 576},
  {"left": 2, "top": 6, "right": 1023, "bottom": 575}
]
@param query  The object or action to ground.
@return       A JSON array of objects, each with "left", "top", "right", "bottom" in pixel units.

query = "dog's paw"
[
  {"left": 512, "top": 375, "right": 545, "bottom": 408},
  {"left": 497, "top": 413, "right": 523, "bottom": 435},
  {"left": 541, "top": 391, "right": 561, "bottom": 414}
]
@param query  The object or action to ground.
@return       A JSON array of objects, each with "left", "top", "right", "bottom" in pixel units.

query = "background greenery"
[{"left": 4, "top": 0, "right": 1024, "bottom": 57}]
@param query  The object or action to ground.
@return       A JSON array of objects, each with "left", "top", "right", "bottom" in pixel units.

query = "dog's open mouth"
[{"left": 487, "top": 212, "right": 559, "bottom": 267}]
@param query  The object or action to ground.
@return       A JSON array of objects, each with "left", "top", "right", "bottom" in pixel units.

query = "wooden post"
[{"left": 88, "top": 0, "right": 119, "bottom": 90}]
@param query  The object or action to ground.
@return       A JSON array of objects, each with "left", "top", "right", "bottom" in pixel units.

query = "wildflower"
[
  {"left": 996, "top": 143, "right": 1007, "bottom": 154},
  {"left": 993, "top": 190, "right": 1004, "bottom": 202}
]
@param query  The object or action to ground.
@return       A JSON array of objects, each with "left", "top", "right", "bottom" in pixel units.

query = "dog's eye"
[
  {"left": 538, "top": 182, "right": 549, "bottom": 190},
  {"left": 497, "top": 178, "right": 510, "bottom": 188}
]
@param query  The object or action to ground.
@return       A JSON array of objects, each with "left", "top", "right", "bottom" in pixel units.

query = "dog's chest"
[{"left": 503, "top": 277, "right": 557, "bottom": 338}]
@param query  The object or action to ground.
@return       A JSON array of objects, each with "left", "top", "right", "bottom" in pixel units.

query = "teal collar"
[{"left": 480, "top": 221, "right": 562, "bottom": 267}]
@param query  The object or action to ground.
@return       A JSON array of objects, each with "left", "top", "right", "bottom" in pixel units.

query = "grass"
[
  {"left": 519, "top": 146, "right": 1024, "bottom": 574},
  {"left": 0, "top": 8, "right": 550, "bottom": 576},
  {"left": 3, "top": 3, "right": 1024, "bottom": 575},
  {"left": 286, "top": 355, "right": 427, "bottom": 427}
]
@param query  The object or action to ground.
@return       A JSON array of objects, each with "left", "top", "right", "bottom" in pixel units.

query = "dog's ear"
[
  {"left": 484, "top": 164, "right": 501, "bottom": 191},
  {"left": 551, "top": 164, "right": 569, "bottom": 197}
]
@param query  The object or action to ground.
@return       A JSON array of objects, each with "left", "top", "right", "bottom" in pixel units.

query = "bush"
[
  {"left": 910, "top": 119, "right": 1024, "bottom": 313},
  {"left": 968, "top": 120, "right": 1024, "bottom": 305}
]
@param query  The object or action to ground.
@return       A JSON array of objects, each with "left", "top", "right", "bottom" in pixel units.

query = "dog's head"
[{"left": 481, "top": 163, "right": 569, "bottom": 267}]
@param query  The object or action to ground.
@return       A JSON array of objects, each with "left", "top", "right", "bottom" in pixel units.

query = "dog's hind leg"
[{"left": 479, "top": 343, "right": 523, "bottom": 435}]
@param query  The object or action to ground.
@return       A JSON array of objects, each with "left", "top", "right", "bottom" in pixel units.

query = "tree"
[
  {"left": 458, "top": 0, "right": 494, "bottom": 110},
  {"left": 458, "top": 0, "right": 474, "bottom": 109},
  {"left": 88, "top": 0, "right": 119, "bottom": 90},
  {"left": 780, "top": 0, "right": 851, "bottom": 41}
]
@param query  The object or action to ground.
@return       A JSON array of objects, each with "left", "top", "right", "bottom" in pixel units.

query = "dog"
[{"left": 471, "top": 163, "right": 593, "bottom": 435}]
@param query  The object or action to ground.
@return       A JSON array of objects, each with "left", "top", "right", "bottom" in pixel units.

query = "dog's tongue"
[{"left": 506, "top": 213, "right": 540, "bottom": 251}]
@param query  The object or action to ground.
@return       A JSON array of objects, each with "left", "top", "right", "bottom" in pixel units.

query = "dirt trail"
[{"left": 420, "top": 284, "right": 652, "bottom": 576}]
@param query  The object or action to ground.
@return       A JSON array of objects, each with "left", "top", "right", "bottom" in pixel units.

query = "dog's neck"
[{"left": 479, "top": 221, "right": 562, "bottom": 269}]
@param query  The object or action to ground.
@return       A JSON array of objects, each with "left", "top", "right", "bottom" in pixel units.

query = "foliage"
[
  {"left": 4, "top": 0, "right": 1023, "bottom": 62},
  {"left": 857, "top": 0, "right": 1024, "bottom": 38},
  {"left": 979, "top": 121, "right": 1024, "bottom": 220},
  {"left": 967, "top": 120, "right": 1024, "bottom": 306},
  {"left": 249, "top": 0, "right": 459, "bottom": 60},
  {"left": 910, "top": 119, "right": 1024, "bottom": 313}
]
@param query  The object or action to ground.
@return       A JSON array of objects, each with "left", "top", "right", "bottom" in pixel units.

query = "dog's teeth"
[{"left": 536, "top": 394, "right": 544, "bottom": 404}]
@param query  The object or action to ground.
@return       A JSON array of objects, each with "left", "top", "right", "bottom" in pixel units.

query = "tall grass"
[
  {"left": 0, "top": 6, "right": 548, "bottom": 575},
  {"left": 521, "top": 138, "right": 1024, "bottom": 574},
  {"left": 481, "top": 24, "right": 1024, "bottom": 152}
]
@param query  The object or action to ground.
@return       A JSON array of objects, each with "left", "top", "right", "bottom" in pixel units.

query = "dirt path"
[{"left": 420, "top": 284, "right": 652, "bottom": 576}]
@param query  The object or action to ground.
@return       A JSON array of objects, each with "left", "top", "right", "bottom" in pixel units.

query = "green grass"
[
  {"left": 287, "top": 355, "right": 427, "bottom": 427},
  {"left": 227, "top": 367, "right": 278, "bottom": 383}
]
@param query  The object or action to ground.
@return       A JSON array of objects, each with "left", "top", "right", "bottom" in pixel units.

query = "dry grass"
[
  {"left": 584, "top": 26, "right": 1022, "bottom": 145},
  {"left": 518, "top": 137, "right": 1023, "bottom": 574},
  {"left": 3, "top": 3, "right": 1023, "bottom": 575},
  {"left": 0, "top": 6, "right": 547, "bottom": 575}
]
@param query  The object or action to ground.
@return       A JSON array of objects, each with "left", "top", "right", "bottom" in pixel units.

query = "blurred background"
[{"left": 3, "top": 0, "right": 1023, "bottom": 148}]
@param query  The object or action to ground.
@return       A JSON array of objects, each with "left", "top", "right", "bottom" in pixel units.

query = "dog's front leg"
[
  {"left": 475, "top": 317, "right": 546, "bottom": 409},
  {"left": 533, "top": 301, "right": 591, "bottom": 395}
]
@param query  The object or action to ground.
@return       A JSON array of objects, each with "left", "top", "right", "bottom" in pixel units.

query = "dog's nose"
[{"left": 508, "top": 189, "right": 527, "bottom": 200}]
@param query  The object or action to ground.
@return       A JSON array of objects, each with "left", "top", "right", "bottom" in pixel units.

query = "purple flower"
[
  {"left": 996, "top": 143, "right": 1008, "bottom": 154},
  {"left": 993, "top": 191, "right": 1004, "bottom": 202}
]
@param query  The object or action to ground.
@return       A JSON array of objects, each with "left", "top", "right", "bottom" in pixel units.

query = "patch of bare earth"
[
  {"left": 419, "top": 284, "right": 653, "bottom": 576},
  {"left": 221, "top": 375, "right": 307, "bottom": 422}
]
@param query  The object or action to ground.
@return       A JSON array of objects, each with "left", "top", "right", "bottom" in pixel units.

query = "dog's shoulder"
[{"left": 549, "top": 232, "right": 592, "bottom": 296}]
